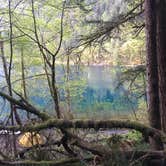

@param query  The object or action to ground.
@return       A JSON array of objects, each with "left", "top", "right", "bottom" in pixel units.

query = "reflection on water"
[
  {"left": 71, "top": 66, "right": 138, "bottom": 118},
  {"left": 29, "top": 65, "right": 138, "bottom": 118},
  {"left": 0, "top": 65, "right": 139, "bottom": 119}
]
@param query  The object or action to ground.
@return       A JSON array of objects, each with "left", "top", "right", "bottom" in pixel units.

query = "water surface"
[{"left": 0, "top": 65, "right": 139, "bottom": 120}]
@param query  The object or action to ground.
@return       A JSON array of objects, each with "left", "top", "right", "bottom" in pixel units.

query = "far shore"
[{"left": 55, "top": 61, "right": 145, "bottom": 68}]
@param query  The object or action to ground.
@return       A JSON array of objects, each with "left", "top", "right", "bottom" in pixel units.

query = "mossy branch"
[{"left": 0, "top": 119, "right": 164, "bottom": 142}]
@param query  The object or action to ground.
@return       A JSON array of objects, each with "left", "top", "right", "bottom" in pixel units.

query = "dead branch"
[{"left": 0, "top": 91, "right": 50, "bottom": 120}]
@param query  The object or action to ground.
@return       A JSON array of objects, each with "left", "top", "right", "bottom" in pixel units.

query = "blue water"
[
  {"left": 0, "top": 65, "right": 139, "bottom": 119},
  {"left": 29, "top": 65, "right": 138, "bottom": 118}
]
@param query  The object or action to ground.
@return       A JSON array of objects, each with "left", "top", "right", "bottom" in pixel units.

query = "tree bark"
[
  {"left": 145, "top": 0, "right": 163, "bottom": 150},
  {"left": 20, "top": 46, "right": 30, "bottom": 119},
  {"left": 156, "top": 0, "right": 166, "bottom": 133}
]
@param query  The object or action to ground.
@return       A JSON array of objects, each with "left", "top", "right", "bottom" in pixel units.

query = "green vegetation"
[{"left": 0, "top": 0, "right": 165, "bottom": 165}]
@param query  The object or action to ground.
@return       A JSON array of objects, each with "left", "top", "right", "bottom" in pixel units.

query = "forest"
[{"left": 0, "top": 0, "right": 166, "bottom": 165}]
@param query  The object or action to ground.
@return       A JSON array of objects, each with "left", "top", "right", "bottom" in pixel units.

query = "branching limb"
[{"left": 0, "top": 91, "right": 50, "bottom": 120}]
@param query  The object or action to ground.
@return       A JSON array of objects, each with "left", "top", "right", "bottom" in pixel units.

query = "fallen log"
[{"left": 0, "top": 119, "right": 164, "bottom": 142}]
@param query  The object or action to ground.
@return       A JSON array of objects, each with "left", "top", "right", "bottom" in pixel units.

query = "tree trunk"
[
  {"left": 21, "top": 47, "right": 29, "bottom": 119},
  {"left": 66, "top": 53, "right": 71, "bottom": 113},
  {"left": 145, "top": 0, "right": 163, "bottom": 149},
  {"left": 156, "top": 0, "right": 166, "bottom": 133}
]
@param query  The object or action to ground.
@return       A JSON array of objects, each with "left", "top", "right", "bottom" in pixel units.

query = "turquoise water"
[
  {"left": 0, "top": 65, "right": 139, "bottom": 119},
  {"left": 29, "top": 65, "right": 138, "bottom": 118}
]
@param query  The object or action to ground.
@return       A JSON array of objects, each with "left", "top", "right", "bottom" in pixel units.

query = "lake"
[
  {"left": 0, "top": 65, "right": 142, "bottom": 120},
  {"left": 28, "top": 65, "right": 139, "bottom": 119}
]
